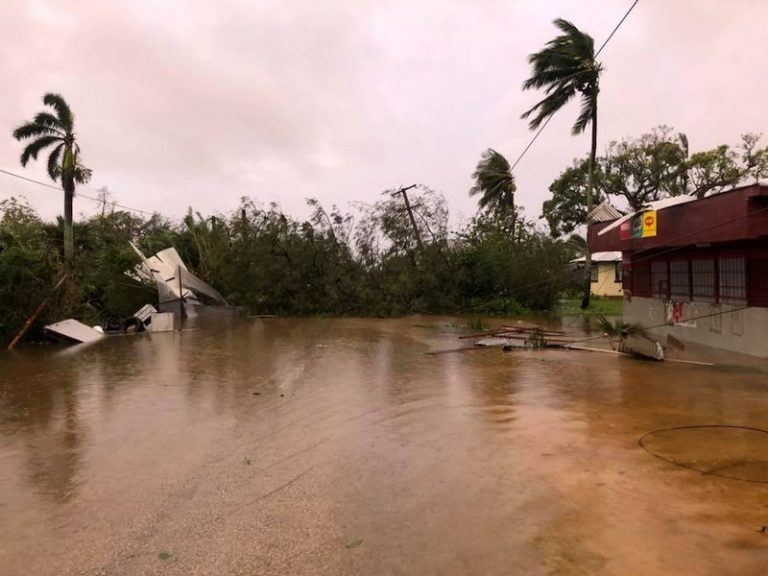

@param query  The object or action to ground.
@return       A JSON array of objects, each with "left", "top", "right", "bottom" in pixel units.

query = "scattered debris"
[
  {"left": 45, "top": 319, "right": 104, "bottom": 344},
  {"left": 466, "top": 321, "right": 666, "bottom": 361},
  {"left": 619, "top": 334, "right": 664, "bottom": 361},
  {"left": 148, "top": 312, "right": 174, "bottom": 333},
  {"left": 37, "top": 244, "right": 228, "bottom": 347},
  {"left": 130, "top": 242, "right": 227, "bottom": 318}
]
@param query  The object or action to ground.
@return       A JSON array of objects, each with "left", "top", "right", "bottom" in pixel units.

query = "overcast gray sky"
[{"left": 1, "top": 0, "right": 766, "bottom": 228}]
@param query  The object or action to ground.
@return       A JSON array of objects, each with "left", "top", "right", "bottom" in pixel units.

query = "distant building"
[
  {"left": 571, "top": 251, "right": 623, "bottom": 297},
  {"left": 589, "top": 184, "right": 768, "bottom": 357}
]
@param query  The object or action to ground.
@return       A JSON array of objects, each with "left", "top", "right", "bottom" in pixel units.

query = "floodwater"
[{"left": 1, "top": 317, "right": 768, "bottom": 576}]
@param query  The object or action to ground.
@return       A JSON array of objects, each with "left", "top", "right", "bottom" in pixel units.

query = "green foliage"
[
  {"left": 470, "top": 149, "right": 516, "bottom": 225},
  {"left": 596, "top": 315, "right": 647, "bottom": 350},
  {"left": 559, "top": 297, "right": 622, "bottom": 317},
  {"left": 0, "top": 187, "right": 579, "bottom": 344},
  {"left": 0, "top": 199, "right": 58, "bottom": 341},
  {"left": 602, "top": 127, "right": 688, "bottom": 210},
  {"left": 0, "top": 201, "right": 158, "bottom": 343},
  {"left": 596, "top": 315, "right": 646, "bottom": 339},
  {"left": 13, "top": 92, "right": 91, "bottom": 264},
  {"left": 543, "top": 127, "right": 768, "bottom": 235},
  {"left": 454, "top": 213, "right": 571, "bottom": 312},
  {"left": 13, "top": 93, "right": 90, "bottom": 185},
  {"left": 521, "top": 18, "right": 601, "bottom": 136},
  {"left": 522, "top": 17, "right": 602, "bottom": 310},
  {"left": 544, "top": 159, "right": 605, "bottom": 237}
]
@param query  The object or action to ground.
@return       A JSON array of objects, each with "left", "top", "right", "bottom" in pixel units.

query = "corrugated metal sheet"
[{"left": 588, "top": 201, "right": 623, "bottom": 223}]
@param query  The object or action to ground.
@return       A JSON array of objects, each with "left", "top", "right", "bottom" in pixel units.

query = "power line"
[
  {"left": 0, "top": 167, "right": 61, "bottom": 191},
  {"left": 510, "top": 0, "right": 641, "bottom": 172},
  {"left": 596, "top": 0, "right": 641, "bottom": 57},
  {"left": 0, "top": 166, "right": 176, "bottom": 220}
]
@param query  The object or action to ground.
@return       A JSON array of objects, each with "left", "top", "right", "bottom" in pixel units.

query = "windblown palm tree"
[
  {"left": 470, "top": 148, "right": 516, "bottom": 230},
  {"left": 522, "top": 19, "right": 602, "bottom": 308},
  {"left": 13, "top": 93, "right": 91, "bottom": 265}
]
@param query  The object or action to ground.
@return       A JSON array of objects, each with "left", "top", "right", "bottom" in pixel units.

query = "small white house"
[{"left": 571, "top": 251, "right": 623, "bottom": 297}]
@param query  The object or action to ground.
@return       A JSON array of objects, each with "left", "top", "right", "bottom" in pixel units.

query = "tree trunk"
[
  {"left": 580, "top": 103, "right": 598, "bottom": 310},
  {"left": 63, "top": 179, "right": 75, "bottom": 268}
]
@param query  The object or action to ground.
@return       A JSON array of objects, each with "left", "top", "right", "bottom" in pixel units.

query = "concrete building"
[{"left": 589, "top": 184, "right": 768, "bottom": 358}]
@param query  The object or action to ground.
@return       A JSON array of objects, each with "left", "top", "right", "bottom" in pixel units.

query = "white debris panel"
[
  {"left": 45, "top": 319, "right": 104, "bottom": 343},
  {"left": 129, "top": 242, "right": 228, "bottom": 309}
]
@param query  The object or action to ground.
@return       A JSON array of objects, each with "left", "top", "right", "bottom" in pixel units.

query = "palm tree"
[
  {"left": 13, "top": 93, "right": 91, "bottom": 266},
  {"left": 522, "top": 19, "right": 602, "bottom": 309},
  {"left": 470, "top": 148, "right": 517, "bottom": 231}
]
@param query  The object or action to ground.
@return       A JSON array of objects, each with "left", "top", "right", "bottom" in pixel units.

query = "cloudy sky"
[{"left": 1, "top": 0, "right": 766, "bottom": 228}]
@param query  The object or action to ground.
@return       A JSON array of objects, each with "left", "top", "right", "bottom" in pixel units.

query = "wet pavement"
[{"left": 1, "top": 316, "right": 768, "bottom": 575}]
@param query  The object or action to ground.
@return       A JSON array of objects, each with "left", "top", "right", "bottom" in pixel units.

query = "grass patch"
[{"left": 559, "top": 297, "right": 623, "bottom": 317}]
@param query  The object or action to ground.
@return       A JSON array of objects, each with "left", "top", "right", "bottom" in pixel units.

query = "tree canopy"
[{"left": 543, "top": 127, "right": 768, "bottom": 236}]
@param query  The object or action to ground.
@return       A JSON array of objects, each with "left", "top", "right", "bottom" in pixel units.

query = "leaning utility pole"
[{"left": 391, "top": 184, "right": 423, "bottom": 249}]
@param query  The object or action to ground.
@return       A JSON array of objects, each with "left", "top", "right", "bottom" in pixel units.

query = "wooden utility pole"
[
  {"left": 7, "top": 274, "right": 69, "bottom": 350},
  {"left": 391, "top": 184, "right": 423, "bottom": 249}
]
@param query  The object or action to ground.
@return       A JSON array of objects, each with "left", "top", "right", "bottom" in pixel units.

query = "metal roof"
[
  {"left": 587, "top": 201, "right": 623, "bottom": 223},
  {"left": 570, "top": 251, "right": 622, "bottom": 263}
]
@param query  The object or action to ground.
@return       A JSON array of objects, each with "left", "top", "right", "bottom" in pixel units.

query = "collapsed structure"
[
  {"left": 129, "top": 243, "right": 227, "bottom": 318},
  {"left": 44, "top": 244, "right": 227, "bottom": 344}
]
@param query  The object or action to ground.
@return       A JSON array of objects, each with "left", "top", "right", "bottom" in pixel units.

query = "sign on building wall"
[{"left": 620, "top": 210, "right": 657, "bottom": 240}]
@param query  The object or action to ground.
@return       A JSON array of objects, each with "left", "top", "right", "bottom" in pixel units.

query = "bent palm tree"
[
  {"left": 522, "top": 18, "right": 602, "bottom": 308},
  {"left": 13, "top": 93, "right": 91, "bottom": 265},
  {"left": 470, "top": 148, "right": 516, "bottom": 231}
]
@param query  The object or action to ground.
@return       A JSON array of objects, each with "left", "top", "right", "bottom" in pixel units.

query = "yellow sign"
[{"left": 642, "top": 210, "right": 657, "bottom": 237}]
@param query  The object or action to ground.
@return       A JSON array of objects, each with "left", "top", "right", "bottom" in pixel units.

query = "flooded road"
[{"left": 1, "top": 317, "right": 768, "bottom": 575}]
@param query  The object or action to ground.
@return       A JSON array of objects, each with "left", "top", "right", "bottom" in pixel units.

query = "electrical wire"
[
  {"left": 638, "top": 425, "right": 768, "bottom": 484},
  {"left": 0, "top": 166, "right": 178, "bottom": 221}
]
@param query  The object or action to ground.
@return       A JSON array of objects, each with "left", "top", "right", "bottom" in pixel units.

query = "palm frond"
[
  {"left": 73, "top": 164, "right": 92, "bottom": 184},
  {"left": 470, "top": 148, "right": 516, "bottom": 212},
  {"left": 20, "top": 136, "right": 61, "bottom": 167},
  {"left": 597, "top": 315, "right": 647, "bottom": 339},
  {"left": 522, "top": 18, "right": 600, "bottom": 134},
  {"left": 521, "top": 84, "right": 576, "bottom": 129},
  {"left": 33, "top": 112, "right": 65, "bottom": 135},
  {"left": 12, "top": 122, "right": 60, "bottom": 141},
  {"left": 47, "top": 143, "right": 65, "bottom": 181},
  {"left": 43, "top": 93, "right": 74, "bottom": 131},
  {"left": 572, "top": 92, "right": 596, "bottom": 135},
  {"left": 71, "top": 148, "right": 92, "bottom": 184}
]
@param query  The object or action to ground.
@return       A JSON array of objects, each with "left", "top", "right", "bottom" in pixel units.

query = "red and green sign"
[{"left": 620, "top": 210, "right": 657, "bottom": 240}]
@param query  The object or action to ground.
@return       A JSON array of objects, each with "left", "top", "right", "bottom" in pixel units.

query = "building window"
[
  {"left": 691, "top": 258, "right": 715, "bottom": 302},
  {"left": 719, "top": 255, "right": 747, "bottom": 304},
  {"left": 590, "top": 264, "right": 598, "bottom": 283},
  {"left": 669, "top": 259, "right": 690, "bottom": 301},
  {"left": 651, "top": 260, "right": 667, "bottom": 299},
  {"left": 614, "top": 262, "right": 623, "bottom": 283}
]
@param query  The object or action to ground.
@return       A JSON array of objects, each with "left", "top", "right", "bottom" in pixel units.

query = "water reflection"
[{"left": 1, "top": 317, "right": 768, "bottom": 576}]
